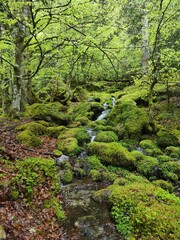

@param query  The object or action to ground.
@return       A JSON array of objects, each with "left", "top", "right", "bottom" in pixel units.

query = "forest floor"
[{"left": 0, "top": 118, "right": 67, "bottom": 240}]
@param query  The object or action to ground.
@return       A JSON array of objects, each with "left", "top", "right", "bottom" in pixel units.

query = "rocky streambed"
[{"left": 60, "top": 178, "right": 120, "bottom": 240}]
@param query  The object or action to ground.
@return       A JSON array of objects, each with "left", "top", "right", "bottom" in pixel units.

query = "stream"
[{"left": 60, "top": 97, "right": 120, "bottom": 239}]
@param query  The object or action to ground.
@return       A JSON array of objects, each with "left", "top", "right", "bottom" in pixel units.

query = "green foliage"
[
  {"left": 11, "top": 158, "right": 60, "bottom": 199},
  {"left": 44, "top": 197, "right": 65, "bottom": 220},
  {"left": 94, "top": 130, "right": 118, "bottom": 142},
  {"left": 72, "top": 86, "right": 87, "bottom": 102},
  {"left": 88, "top": 142, "right": 135, "bottom": 168}
]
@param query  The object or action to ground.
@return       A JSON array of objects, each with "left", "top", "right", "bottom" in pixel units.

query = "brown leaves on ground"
[{"left": 0, "top": 118, "right": 67, "bottom": 239}]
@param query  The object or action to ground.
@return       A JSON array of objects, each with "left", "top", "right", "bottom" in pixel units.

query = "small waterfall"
[{"left": 96, "top": 97, "right": 115, "bottom": 121}]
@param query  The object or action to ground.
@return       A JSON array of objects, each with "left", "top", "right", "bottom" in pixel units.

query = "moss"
[
  {"left": 139, "top": 139, "right": 163, "bottom": 156},
  {"left": 53, "top": 149, "right": 62, "bottom": 156},
  {"left": 165, "top": 146, "right": 180, "bottom": 158},
  {"left": 107, "top": 99, "right": 149, "bottom": 141},
  {"left": 113, "top": 177, "right": 129, "bottom": 186},
  {"left": 89, "top": 170, "right": 102, "bottom": 181},
  {"left": 31, "top": 102, "right": 70, "bottom": 125},
  {"left": 107, "top": 182, "right": 180, "bottom": 239},
  {"left": 157, "top": 128, "right": 180, "bottom": 148},
  {"left": 72, "top": 86, "right": 87, "bottom": 102},
  {"left": 131, "top": 150, "right": 144, "bottom": 161},
  {"left": 61, "top": 169, "right": 73, "bottom": 184},
  {"left": 46, "top": 126, "right": 66, "bottom": 138},
  {"left": 16, "top": 129, "right": 42, "bottom": 147},
  {"left": 58, "top": 127, "right": 90, "bottom": 147},
  {"left": 94, "top": 131, "right": 118, "bottom": 142},
  {"left": 135, "top": 156, "right": 158, "bottom": 178},
  {"left": 85, "top": 155, "right": 107, "bottom": 171},
  {"left": 152, "top": 180, "right": 174, "bottom": 193},
  {"left": 159, "top": 161, "right": 180, "bottom": 182},
  {"left": 44, "top": 197, "right": 65, "bottom": 220},
  {"left": 157, "top": 155, "right": 173, "bottom": 162},
  {"left": 88, "top": 142, "right": 135, "bottom": 168},
  {"left": 16, "top": 121, "right": 46, "bottom": 135},
  {"left": 57, "top": 137, "right": 81, "bottom": 157},
  {"left": 11, "top": 157, "right": 60, "bottom": 199}
]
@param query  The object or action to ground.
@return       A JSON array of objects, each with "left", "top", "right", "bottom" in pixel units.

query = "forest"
[{"left": 0, "top": 0, "right": 180, "bottom": 239}]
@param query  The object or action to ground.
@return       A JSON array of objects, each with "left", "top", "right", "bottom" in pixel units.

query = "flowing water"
[{"left": 60, "top": 97, "right": 120, "bottom": 239}]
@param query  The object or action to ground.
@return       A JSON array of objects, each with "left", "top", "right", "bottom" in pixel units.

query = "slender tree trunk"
[{"left": 141, "top": 4, "right": 150, "bottom": 75}]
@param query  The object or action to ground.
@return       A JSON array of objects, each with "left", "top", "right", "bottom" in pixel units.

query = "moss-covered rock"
[
  {"left": 46, "top": 126, "right": 66, "bottom": 138},
  {"left": 135, "top": 156, "right": 158, "bottom": 178},
  {"left": 107, "top": 99, "right": 149, "bottom": 141},
  {"left": 94, "top": 131, "right": 118, "bottom": 143},
  {"left": 31, "top": 102, "right": 70, "bottom": 125},
  {"left": 58, "top": 127, "right": 90, "bottom": 146},
  {"left": 16, "top": 130, "right": 42, "bottom": 147},
  {"left": 61, "top": 169, "right": 73, "bottom": 184},
  {"left": 57, "top": 137, "right": 81, "bottom": 157},
  {"left": 88, "top": 142, "right": 135, "bottom": 168},
  {"left": 152, "top": 179, "right": 174, "bottom": 193},
  {"left": 88, "top": 170, "right": 102, "bottom": 181},
  {"left": 157, "top": 129, "right": 180, "bottom": 148},
  {"left": 108, "top": 182, "right": 180, "bottom": 239},
  {"left": 157, "top": 155, "right": 173, "bottom": 162},
  {"left": 159, "top": 161, "right": 180, "bottom": 182},
  {"left": 139, "top": 139, "right": 163, "bottom": 156},
  {"left": 16, "top": 121, "right": 46, "bottom": 135},
  {"left": 72, "top": 86, "right": 87, "bottom": 102},
  {"left": 131, "top": 150, "right": 145, "bottom": 161},
  {"left": 165, "top": 146, "right": 180, "bottom": 158}
]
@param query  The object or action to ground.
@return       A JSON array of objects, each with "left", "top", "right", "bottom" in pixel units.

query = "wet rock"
[
  {"left": 74, "top": 215, "right": 104, "bottom": 238},
  {"left": 56, "top": 155, "right": 70, "bottom": 166}
]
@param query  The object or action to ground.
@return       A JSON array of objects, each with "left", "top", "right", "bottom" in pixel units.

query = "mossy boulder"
[
  {"left": 135, "top": 156, "right": 158, "bottom": 178},
  {"left": 57, "top": 137, "right": 81, "bottom": 157},
  {"left": 31, "top": 102, "right": 70, "bottom": 125},
  {"left": 16, "top": 121, "right": 46, "bottom": 135},
  {"left": 139, "top": 139, "right": 163, "bottom": 156},
  {"left": 61, "top": 169, "right": 73, "bottom": 184},
  {"left": 157, "top": 129, "right": 180, "bottom": 148},
  {"left": 152, "top": 179, "right": 174, "bottom": 193},
  {"left": 88, "top": 170, "right": 102, "bottom": 181},
  {"left": 94, "top": 131, "right": 118, "bottom": 142},
  {"left": 157, "top": 155, "right": 173, "bottom": 162},
  {"left": 72, "top": 86, "right": 87, "bottom": 102},
  {"left": 165, "top": 146, "right": 180, "bottom": 159},
  {"left": 107, "top": 99, "right": 149, "bottom": 141},
  {"left": 16, "top": 130, "right": 42, "bottom": 147},
  {"left": 159, "top": 161, "right": 180, "bottom": 182},
  {"left": 58, "top": 127, "right": 90, "bottom": 146},
  {"left": 88, "top": 142, "right": 135, "bottom": 168},
  {"left": 46, "top": 126, "right": 66, "bottom": 138},
  {"left": 107, "top": 182, "right": 180, "bottom": 239}
]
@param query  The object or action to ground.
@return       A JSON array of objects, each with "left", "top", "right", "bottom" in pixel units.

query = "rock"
[
  {"left": 56, "top": 155, "right": 70, "bottom": 166},
  {"left": 74, "top": 215, "right": 104, "bottom": 238},
  {"left": 0, "top": 226, "right": 6, "bottom": 240}
]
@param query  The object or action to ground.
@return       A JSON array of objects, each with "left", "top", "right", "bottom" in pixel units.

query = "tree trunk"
[{"left": 141, "top": 4, "right": 150, "bottom": 75}]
